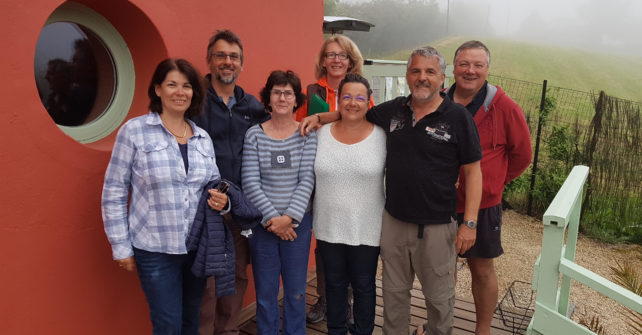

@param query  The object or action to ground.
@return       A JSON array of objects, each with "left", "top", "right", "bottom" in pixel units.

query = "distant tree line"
[{"left": 326, "top": 0, "right": 642, "bottom": 58}]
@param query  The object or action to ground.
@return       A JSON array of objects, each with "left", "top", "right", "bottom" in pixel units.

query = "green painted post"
[
  {"left": 558, "top": 188, "right": 583, "bottom": 316},
  {"left": 532, "top": 216, "right": 566, "bottom": 309},
  {"left": 528, "top": 165, "right": 642, "bottom": 335},
  {"left": 529, "top": 166, "right": 589, "bottom": 334}
]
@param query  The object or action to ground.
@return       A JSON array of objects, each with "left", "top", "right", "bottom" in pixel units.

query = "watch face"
[{"left": 466, "top": 220, "right": 477, "bottom": 229}]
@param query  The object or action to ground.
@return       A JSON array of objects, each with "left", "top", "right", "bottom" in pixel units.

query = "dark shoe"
[{"left": 307, "top": 296, "right": 326, "bottom": 323}]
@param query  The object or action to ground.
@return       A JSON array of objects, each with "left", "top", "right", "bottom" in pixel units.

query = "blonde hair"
[{"left": 314, "top": 35, "right": 364, "bottom": 80}]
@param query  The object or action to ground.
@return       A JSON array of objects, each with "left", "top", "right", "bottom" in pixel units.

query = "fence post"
[{"left": 527, "top": 80, "right": 547, "bottom": 216}]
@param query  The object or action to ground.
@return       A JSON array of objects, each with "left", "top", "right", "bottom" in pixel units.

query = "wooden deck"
[{"left": 238, "top": 273, "right": 514, "bottom": 334}]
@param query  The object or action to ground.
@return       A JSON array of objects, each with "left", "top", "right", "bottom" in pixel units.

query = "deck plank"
[{"left": 239, "top": 274, "right": 514, "bottom": 334}]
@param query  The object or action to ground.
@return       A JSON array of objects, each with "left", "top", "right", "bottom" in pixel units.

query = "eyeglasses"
[
  {"left": 271, "top": 89, "right": 295, "bottom": 99},
  {"left": 325, "top": 52, "right": 349, "bottom": 60},
  {"left": 213, "top": 52, "right": 241, "bottom": 63},
  {"left": 341, "top": 94, "right": 368, "bottom": 103}
]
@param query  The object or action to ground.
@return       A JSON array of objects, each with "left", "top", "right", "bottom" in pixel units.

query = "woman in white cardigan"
[{"left": 313, "top": 73, "right": 386, "bottom": 335}]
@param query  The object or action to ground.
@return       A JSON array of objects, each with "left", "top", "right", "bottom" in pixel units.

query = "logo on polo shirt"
[
  {"left": 425, "top": 122, "right": 452, "bottom": 142},
  {"left": 390, "top": 118, "right": 406, "bottom": 132}
]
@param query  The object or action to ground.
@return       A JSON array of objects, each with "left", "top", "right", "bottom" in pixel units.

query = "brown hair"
[
  {"left": 259, "top": 70, "right": 305, "bottom": 113},
  {"left": 454, "top": 40, "right": 491, "bottom": 67},
  {"left": 206, "top": 29, "right": 244, "bottom": 64}
]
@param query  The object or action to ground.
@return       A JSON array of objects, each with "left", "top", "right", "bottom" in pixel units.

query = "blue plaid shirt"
[{"left": 102, "top": 112, "right": 220, "bottom": 260}]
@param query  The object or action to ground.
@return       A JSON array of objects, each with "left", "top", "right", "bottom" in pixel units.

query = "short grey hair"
[
  {"left": 454, "top": 40, "right": 491, "bottom": 67},
  {"left": 407, "top": 46, "right": 447, "bottom": 75}
]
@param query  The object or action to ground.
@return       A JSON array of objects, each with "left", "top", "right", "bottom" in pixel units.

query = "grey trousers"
[{"left": 380, "top": 211, "right": 457, "bottom": 335}]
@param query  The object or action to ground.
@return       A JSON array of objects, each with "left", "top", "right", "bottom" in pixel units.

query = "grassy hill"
[{"left": 380, "top": 36, "right": 642, "bottom": 102}]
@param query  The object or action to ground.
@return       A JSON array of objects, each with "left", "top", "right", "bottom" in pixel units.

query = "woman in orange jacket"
[{"left": 295, "top": 35, "right": 374, "bottom": 122}]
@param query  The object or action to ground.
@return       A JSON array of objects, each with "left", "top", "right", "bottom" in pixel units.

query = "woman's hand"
[
  {"left": 208, "top": 188, "right": 229, "bottom": 211},
  {"left": 276, "top": 228, "right": 297, "bottom": 241},
  {"left": 266, "top": 215, "right": 297, "bottom": 241},
  {"left": 116, "top": 256, "right": 136, "bottom": 272}
]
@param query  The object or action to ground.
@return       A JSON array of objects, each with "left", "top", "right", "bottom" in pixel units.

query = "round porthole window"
[{"left": 34, "top": 2, "right": 134, "bottom": 143}]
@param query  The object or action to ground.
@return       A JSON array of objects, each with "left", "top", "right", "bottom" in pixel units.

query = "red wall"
[{"left": 0, "top": 0, "right": 322, "bottom": 333}]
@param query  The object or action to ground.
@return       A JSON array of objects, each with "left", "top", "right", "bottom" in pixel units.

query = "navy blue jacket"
[
  {"left": 190, "top": 77, "right": 269, "bottom": 186},
  {"left": 186, "top": 179, "right": 262, "bottom": 297}
]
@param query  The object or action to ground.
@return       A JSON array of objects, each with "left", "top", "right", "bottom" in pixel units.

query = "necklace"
[{"left": 166, "top": 121, "right": 187, "bottom": 138}]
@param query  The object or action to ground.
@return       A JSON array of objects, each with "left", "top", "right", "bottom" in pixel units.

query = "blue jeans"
[
  {"left": 134, "top": 248, "right": 206, "bottom": 335},
  {"left": 318, "top": 240, "right": 380, "bottom": 335},
  {"left": 249, "top": 213, "right": 312, "bottom": 335}
]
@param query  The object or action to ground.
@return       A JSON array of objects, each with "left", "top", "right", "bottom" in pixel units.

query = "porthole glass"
[
  {"left": 34, "top": 2, "right": 134, "bottom": 143},
  {"left": 35, "top": 22, "right": 115, "bottom": 126}
]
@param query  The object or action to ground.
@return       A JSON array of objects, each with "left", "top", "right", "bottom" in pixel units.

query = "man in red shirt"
[{"left": 445, "top": 40, "right": 532, "bottom": 335}]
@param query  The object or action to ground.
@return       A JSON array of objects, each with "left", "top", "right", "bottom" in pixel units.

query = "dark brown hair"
[
  {"left": 206, "top": 30, "right": 244, "bottom": 64},
  {"left": 338, "top": 73, "right": 372, "bottom": 101},
  {"left": 259, "top": 70, "right": 305, "bottom": 113},
  {"left": 147, "top": 58, "right": 205, "bottom": 117}
]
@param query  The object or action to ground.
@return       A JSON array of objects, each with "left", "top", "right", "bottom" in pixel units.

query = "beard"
[
  {"left": 216, "top": 73, "right": 238, "bottom": 85},
  {"left": 411, "top": 84, "right": 438, "bottom": 102},
  {"left": 215, "top": 65, "right": 239, "bottom": 85}
]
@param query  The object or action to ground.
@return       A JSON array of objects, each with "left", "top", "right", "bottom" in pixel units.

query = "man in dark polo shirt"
[
  {"left": 445, "top": 40, "right": 532, "bottom": 335},
  {"left": 300, "top": 46, "right": 482, "bottom": 335}
]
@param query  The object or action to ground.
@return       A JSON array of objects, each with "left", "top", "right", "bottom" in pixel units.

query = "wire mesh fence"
[{"left": 490, "top": 75, "right": 642, "bottom": 242}]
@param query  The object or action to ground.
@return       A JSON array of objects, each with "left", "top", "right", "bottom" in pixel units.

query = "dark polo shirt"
[
  {"left": 366, "top": 93, "right": 481, "bottom": 225},
  {"left": 446, "top": 81, "right": 488, "bottom": 117}
]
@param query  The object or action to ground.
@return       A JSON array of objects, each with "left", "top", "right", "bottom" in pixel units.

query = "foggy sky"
[{"left": 340, "top": 0, "right": 642, "bottom": 56}]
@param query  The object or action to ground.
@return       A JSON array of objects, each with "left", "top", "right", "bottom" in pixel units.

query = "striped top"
[{"left": 241, "top": 124, "right": 317, "bottom": 226}]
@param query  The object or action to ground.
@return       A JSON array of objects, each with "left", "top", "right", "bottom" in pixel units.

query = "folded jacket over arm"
[{"left": 186, "top": 179, "right": 262, "bottom": 297}]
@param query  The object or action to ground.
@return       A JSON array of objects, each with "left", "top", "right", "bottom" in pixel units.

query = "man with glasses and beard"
[{"left": 191, "top": 29, "right": 269, "bottom": 335}]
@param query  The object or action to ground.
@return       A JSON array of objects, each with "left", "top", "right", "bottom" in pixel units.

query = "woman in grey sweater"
[{"left": 241, "top": 70, "right": 317, "bottom": 335}]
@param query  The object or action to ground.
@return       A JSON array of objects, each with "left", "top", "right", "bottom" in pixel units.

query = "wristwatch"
[{"left": 463, "top": 220, "right": 478, "bottom": 229}]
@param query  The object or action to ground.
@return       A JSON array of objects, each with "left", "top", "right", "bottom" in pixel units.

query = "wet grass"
[{"left": 378, "top": 36, "right": 642, "bottom": 102}]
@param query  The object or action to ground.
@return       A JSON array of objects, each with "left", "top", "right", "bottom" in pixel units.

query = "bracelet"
[{"left": 316, "top": 114, "right": 321, "bottom": 123}]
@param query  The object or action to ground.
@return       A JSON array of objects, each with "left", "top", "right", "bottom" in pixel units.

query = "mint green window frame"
[{"left": 44, "top": 2, "right": 134, "bottom": 143}]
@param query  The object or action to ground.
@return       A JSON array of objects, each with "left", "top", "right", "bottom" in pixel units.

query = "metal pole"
[
  {"left": 528, "top": 79, "right": 547, "bottom": 216},
  {"left": 446, "top": 0, "right": 450, "bottom": 35}
]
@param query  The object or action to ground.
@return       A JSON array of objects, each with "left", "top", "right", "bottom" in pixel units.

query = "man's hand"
[
  {"left": 455, "top": 225, "right": 476, "bottom": 255},
  {"left": 298, "top": 115, "right": 321, "bottom": 136},
  {"left": 459, "top": 160, "right": 481, "bottom": 255},
  {"left": 116, "top": 256, "right": 136, "bottom": 272},
  {"left": 298, "top": 111, "right": 342, "bottom": 135},
  {"left": 266, "top": 215, "right": 297, "bottom": 241}
]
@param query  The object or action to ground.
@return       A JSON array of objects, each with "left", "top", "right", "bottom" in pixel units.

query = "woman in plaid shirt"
[{"left": 102, "top": 59, "right": 226, "bottom": 335}]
